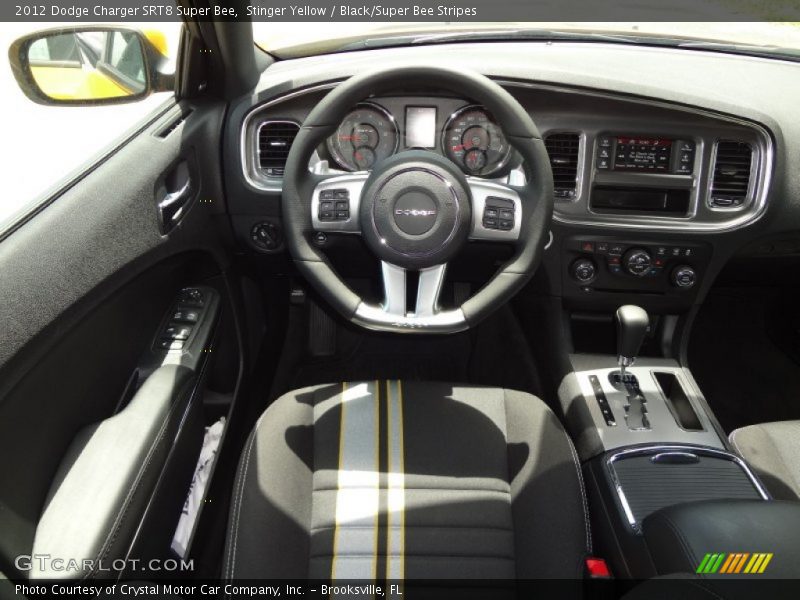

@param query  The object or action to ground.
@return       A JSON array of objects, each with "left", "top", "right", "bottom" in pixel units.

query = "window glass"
[{"left": 0, "top": 22, "right": 181, "bottom": 234}]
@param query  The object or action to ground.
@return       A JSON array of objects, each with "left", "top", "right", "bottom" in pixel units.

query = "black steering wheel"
[{"left": 283, "top": 66, "right": 554, "bottom": 334}]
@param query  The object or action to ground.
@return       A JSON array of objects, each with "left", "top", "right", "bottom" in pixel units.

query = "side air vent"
[
  {"left": 544, "top": 132, "right": 581, "bottom": 199},
  {"left": 257, "top": 121, "right": 299, "bottom": 177},
  {"left": 710, "top": 140, "right": 753, "bottom": 208}
]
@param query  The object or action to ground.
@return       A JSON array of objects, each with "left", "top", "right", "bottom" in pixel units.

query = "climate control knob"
[
  {"left": 672, "top": 265, "right": 697, "bottom": 289},
  {"left": 571, "top": 258, "right": 597, "bottom": 283},
  {"left": 623, "top": 248, "right": 652, "bottom": 277}
]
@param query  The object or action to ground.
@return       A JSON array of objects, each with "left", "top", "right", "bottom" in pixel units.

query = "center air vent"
[
  {"left": 544, "top": 132, "right": 581, "bottom": 199},
  {"left": 258, "top": 121, "right": 299, "bottom": 177},
  {"left": 710, "top": 140, "right": 753, "bottom": 208}
]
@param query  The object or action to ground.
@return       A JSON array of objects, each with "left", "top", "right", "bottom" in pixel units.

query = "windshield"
[{"left": 254, "top": 22, "right": 800, "bottom": 60}]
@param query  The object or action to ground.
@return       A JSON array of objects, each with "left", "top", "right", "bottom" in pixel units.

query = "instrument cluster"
[{"left": 324, "top": 100, "right": 513, "bottom": 177}]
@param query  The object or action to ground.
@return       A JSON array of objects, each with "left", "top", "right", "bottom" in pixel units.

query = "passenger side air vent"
[
  {"left": 544, "top": 133, "right": 581, "bottom": 199},
  {"left": 258, "top": 121, "right": 299, "bottom": 177},
  {"left": 710, "top": 140, "right": 753, "bottom": 208}
]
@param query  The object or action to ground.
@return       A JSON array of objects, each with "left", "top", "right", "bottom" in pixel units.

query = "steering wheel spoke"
[
  {"left": 354, "top": 261, "right": 464, "bottom": 332},
  {"left": 466, "top": 177, "right": 523, "bottom": 242},
  {"left": 380, "top": 262, "right": 448, "bottom": 318},
  {"left": 416, "top": 264, "right": 448, "bottom": 317},
  {"left": 381, "top": 261, "right": 407, "bottom": 315},
  {"left": 311, "top": 172, "right": 368, "bottom": 234}
]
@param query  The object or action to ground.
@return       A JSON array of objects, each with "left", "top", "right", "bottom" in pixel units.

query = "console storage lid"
[{"left": 643, "top": 499, "right": 800, "bottom": 578}]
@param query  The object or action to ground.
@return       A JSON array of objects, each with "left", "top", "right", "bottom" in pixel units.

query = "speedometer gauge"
[
  {"left": 327, "top": 103, "right": 399, "bottom": 171},
  {"left": 442, "top": 106, "right": 511, "bottom": 177}
]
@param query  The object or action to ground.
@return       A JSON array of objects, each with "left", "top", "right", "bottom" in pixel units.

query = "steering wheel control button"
[
  {"left": 623, "top": 248, "right": 653, "bottom": 277},
  {"left": 482, "top": 196, "right": 515, "bottom": 231},
  {"left": 318, "top": 189, "right": 350, "bottom": 222},
  {"left": 572, "top": 258, "right": 597, "bottom": 284},
  {"left": 393, "top": 191, "right": 438, "bottom": 235},
  {"left": 313, "top": 232, "right": 328, "bottom": 246},
  {"left": 672, "top": 265, "right": 697, "bottom": 289}
]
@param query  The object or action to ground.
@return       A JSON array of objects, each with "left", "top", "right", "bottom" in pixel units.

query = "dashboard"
[
  {"left": 226, "top": 40, "right": 800, "bottom": 319},
  {"left": 241, "top": 84, "right": 772, "bottom": 232}
]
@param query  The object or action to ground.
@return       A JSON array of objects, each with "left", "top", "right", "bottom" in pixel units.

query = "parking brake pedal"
[{"left": 309, "top": 300, "right": 336, "bottom": 357}]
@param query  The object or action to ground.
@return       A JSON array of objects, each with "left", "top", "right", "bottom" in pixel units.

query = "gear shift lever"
[
  {"left": 613, "top": 305, "right": 651, "bottom": 430},
  {"left": 616, "top": 305, "right": 649, "bottom": 379}
]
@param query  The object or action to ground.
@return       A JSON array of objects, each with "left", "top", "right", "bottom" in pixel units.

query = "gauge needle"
[{"left": 451, "top": 142, "right": 473, "bottom": 151}]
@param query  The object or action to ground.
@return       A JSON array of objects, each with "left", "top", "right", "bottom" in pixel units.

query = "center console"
[{"left": 561, "top": 305, "right": 779, "bottom": 579}]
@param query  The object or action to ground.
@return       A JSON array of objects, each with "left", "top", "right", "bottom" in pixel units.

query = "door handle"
[
  {"left": 157, "top": 160, "right": 194, "bottom": 233},
  {"left": 159, "top": 180, "right": 191, "bottom": 211}
]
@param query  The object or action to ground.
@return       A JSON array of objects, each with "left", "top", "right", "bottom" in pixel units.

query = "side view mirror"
[{"left": 8, "top": 26, "right": 175, "bottom": 106}]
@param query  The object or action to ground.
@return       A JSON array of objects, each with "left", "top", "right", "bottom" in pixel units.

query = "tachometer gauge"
[
  {"left": 327, "top": 103, "right": 398, "bottom": 171},
  {"left": 442, "top": 106, "right": 511, "bottom": 177}
]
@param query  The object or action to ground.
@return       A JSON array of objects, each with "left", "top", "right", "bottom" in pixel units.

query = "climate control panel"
[{"left": 564, "top": 237, "right": 710, "bottom": 299}]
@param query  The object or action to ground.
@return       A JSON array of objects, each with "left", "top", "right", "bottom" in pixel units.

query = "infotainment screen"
[
  {"left": 405, "top": 106, "right": 437, "bottom": 148},
  {"left": 596, "top": 134, "right": 695, "bottom": 175},
  {"left": 613, "top": 137, "right": 673, "bottom": 172}
]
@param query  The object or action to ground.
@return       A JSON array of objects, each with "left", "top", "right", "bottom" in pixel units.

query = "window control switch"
[
  {"left": 178, "top": 288, "right": 204, "bottom": 307},
  {"left": 164, "top": 325, "right": 192, "bottom": 340},
  {"left": 172, "top": 309, "right": 200, "bottom": 324},
  {"left": 157, "top": 339, "right": 185, "bottom": 351}
]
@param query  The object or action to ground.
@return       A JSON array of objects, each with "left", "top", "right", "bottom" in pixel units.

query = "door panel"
[
  {"left": 0, "top": 98, "right": 235, "bottom": 578},
  {"left": 0, "top": 99, "right": 227, "bottom": 372}
]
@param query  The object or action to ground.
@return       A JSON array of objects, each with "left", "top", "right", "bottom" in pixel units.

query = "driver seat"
[{"left": 223, "top": 381, "right": 590, "bottom": 579}]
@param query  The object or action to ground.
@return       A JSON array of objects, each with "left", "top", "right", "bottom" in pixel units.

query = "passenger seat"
[{"left": 730, "top": 421, "right": 800, "bottom": 501}]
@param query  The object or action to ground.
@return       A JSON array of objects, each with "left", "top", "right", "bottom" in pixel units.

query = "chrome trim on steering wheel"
[
  {"left": 416, "top": 264, "right": 448, "bottom": 317},
  {"left": 381, "top": 262, "right": 407, "bottom": 315},
  {"left": 354, "top": 262, "right": 465, "bottom": 333},
  {"left": 355, "top": 303, "right": 467, "bottom": 333}
]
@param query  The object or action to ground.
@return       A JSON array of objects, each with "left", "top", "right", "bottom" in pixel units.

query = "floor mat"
[{"left": 688, "top": 287, "right": 800, "bottom": 433}]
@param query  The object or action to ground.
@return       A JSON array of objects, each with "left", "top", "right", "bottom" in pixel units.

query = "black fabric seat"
[
  {"left": 223, "top": 381, "right": 590, "bottom": 580},
  {"left": 730, "top": 420, "right": 800, "bottom": 501}
]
